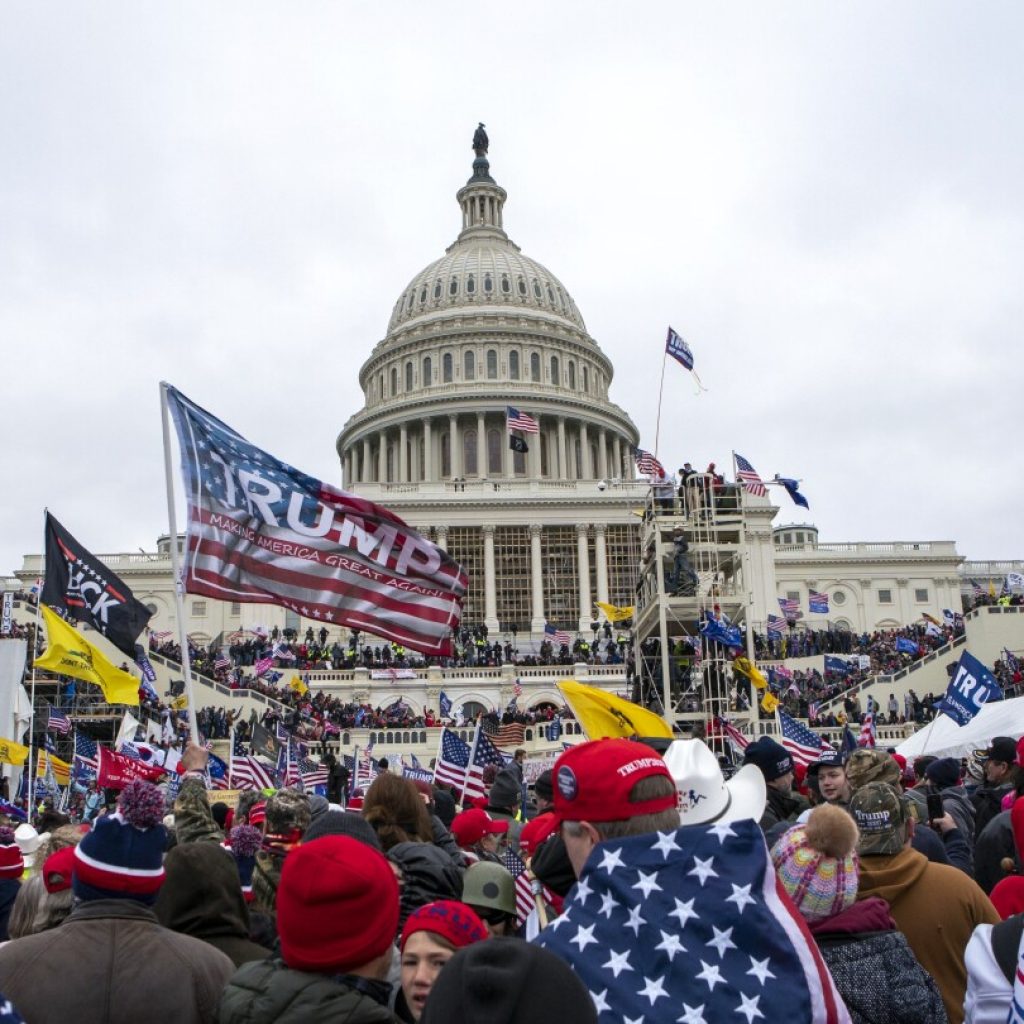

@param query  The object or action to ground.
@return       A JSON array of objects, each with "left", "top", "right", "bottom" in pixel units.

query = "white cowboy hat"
[{"left": 664, "top": 739, "right": 766, "bottom": 826}]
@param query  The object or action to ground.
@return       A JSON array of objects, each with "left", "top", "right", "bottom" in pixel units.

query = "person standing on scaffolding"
[{"left": 668, "top": 527, "right": 699, "bottom": 596}]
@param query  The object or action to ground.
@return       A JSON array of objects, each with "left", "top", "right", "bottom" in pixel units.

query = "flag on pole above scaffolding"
[
  {"left": 163, "top": 385, "right": 467, "bottom": 657},
  {"left": 664, "top": 326, "right": 707, "bottom": 390}
]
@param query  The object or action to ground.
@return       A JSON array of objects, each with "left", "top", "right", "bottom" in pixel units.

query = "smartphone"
[{"left": 926, "top": 793, "right": 944, "bottom": 822}]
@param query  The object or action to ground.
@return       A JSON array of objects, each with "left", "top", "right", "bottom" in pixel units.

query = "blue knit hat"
[
  {"left": 743, "top": 737, "right": 794, "bottom": 782},
  {"left": 73, "top": 781, "right": 167, "bottom": 904}
]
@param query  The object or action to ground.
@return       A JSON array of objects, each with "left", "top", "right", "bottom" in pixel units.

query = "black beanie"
[
  {"left": 488, "top": 770, "right": 521, "bottom": 811},
  {"left": 419, "top": 937, "right": 597, "bottom": 1024},
  {"left": 529, "top": 833, "right": 576, "bottom": 899},
  {"left": 534, "top": 770, "right": 554, "bottom": 803},
  {"left": 742, "top": 736, "right": 794, "bottom": 782},
  {"left": 301, "top": 811, "right": 382, "bottom": 851}
]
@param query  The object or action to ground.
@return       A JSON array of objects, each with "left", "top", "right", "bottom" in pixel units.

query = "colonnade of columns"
[
  {"left": 342, "top": 412, "right": 631, "bottom": 487},
  {"left": 432, "top": 522, "right": 611, "bottom": 633}
]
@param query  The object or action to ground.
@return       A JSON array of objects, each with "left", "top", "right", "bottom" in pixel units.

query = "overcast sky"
[{"left": 2, "top": 2, "right": 1021, "bottom": 580}]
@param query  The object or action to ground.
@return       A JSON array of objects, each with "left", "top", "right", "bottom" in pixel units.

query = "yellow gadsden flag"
[
  {"left": 36, "top": 752, "right": 71, "bottom": 786},
  {"left": 0, "top": 737, "right": 29, "bottom": 767},
  {"left": 595, "top": 602, "right": 636, "bottom": 624},
  {"left": 732, "top": 656, "right": 768, "bottom": 691},
  {"left": 760, "top": 691, "right": 780, "bottom": 713},
  {"left": 34, "top": 604, "right": 140, "bottom": 706},
  {"left": 557, "top": 680, "right": 673, "bottom": 741},
  {"left": 289, "top": 675, "right": 309, "bottom": 696}
]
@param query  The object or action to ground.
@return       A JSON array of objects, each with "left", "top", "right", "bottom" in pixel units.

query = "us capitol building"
[{"left": 15, "top": 129, "right": 1003, "bottom": 715}]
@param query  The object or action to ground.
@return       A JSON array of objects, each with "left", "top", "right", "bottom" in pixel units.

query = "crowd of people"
[{"left": 0, "top": 727, "right": 1023, "bottom": 1020}]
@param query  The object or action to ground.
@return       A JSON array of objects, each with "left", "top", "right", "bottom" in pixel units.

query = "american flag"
[
  {"left": 513, "top": 680, "right": 523, "bottom": 698},
  {"left": 465, "top": 727, "right": 509, "bottom": 800},
  {"left": 46, "top": 706, "right": 71, "bottom": 736},
  {"left": 433, "top": 729, "right": 472, "bottom": 790},
  {"left": 165, "top": 385, "right": 468, "bottom": 658},
  {"left": 149, "top": 630, "right": 173, "bottom": 643},
  {"left": 971, "top": 579, "right": 985, "bottom": 598},
  {"left": 778, "top": 709, "right": 833, "bottom": 767},
  {"left": 254, "top": 656, "right": 274, "bottom": 677},
  {"left": 214, "top": 655, "right": 232, "bottom": 671},
  {"left": 766, "top": 614, "right": 788, "bottom": 636},
  {"left": 490, "top": 722, "right": 526, "bottom": 748},
  {"left": 227, "top": 630, "right": 247, "bottom": 643},
  {"left": 231, "top": 755, "right": 275, "bottom": 791},
  {"left": 535, "top": 820, "right": 848, "bottom": 1023},
  {"left": 505, "top": 846, "right": 539, "bottom": 925},
  {"left": 73, "top": 733, "right": 98, "bottom": 779},
  {"left": 300, "top": 757, "right": 329, "bottom": 790},
  {"left": 718, "top": 717, "right": 751, "bottom": 757},
  {"left": 272, "top": 643, "right": 296, "bottom": 662},
  {"left": 778, "top": 596, "right": 801, "bottom": 620},
  {"left": 808, "top": 590, "right": 829, "bottom": 614},
  {"left": 633, "top": 448, "right": 665, "bottom": 478},
  {"left": 208, "top": 752, "right": 230, "bottom": 789},
  {"left": 858, "top": 712, "right": 876, "bottom": 749},
  {"left": 506, "top": 406, "right": 540, "bottom": 434},
  {"left": 734, "top": 453, "right": 767, "bottom": 497},
  {"left": 544, "top": 623, "right": 572, "bottom": 647}
]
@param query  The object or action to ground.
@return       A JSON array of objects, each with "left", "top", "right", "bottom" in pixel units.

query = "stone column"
[
  {"left": 557, "top": 417, "right": 567, "bottom": 479},
  {"left": 576, "top": 523, "right": 592, "bottom": 631},
  {"left": 598, "top": 431, "right": 608, "bottom": 480},
  {"left": 594, "top": 523, "right": 609, "bottom": 604},
  {"left": 580, "top": 422, "right": 591, "bottom": 479},
  {"left": 362, "top": 437, "right": 371, "bottom": 483},
  {"left": 377, "top": 431, "right": 387, "bottom": 482},
  {"left": 612, "top": 435, "right": 621, "bottom": 480},
  {"left": 477, "top": 412, "right": 486, "bottom": 477},
  {"left": 530, "top": 420, "right": 542, "bottom": 479},
  {"left": 435, "top": 525, "right": 448, "bottom": 552},
  {"left": 448, "top": 414, "right": 459, "bottom": 478},
  {"left": 530, "top": 523, "right": 544, "bottom": 632},
  {"left": 423, "top": 417, "right": 433, "bottom": 481},
  {"left": 483, "top": 524, "right": 498, "bottom": 631},
  {"left": 896, "top": 579, "right": 910, "bottom": 624},
  {"left": 399, "top": 425, "right": 408, "bottom": 483}
]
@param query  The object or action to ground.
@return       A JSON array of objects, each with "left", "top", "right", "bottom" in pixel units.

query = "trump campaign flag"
[
  {"left": 164, "top": 385, "right": 467, "bottom": 657},
  {"left": 936, "top": 650, "right": 1002, "bottom": 726}
]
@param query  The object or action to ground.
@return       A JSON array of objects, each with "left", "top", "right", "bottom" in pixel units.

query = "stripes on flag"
[
  {"left": 633, "top": 447, "right": 665, "bottom": 478},
  {"left": 506, "top": 406, "right": 540, "bottom": 434},
  {"left": 505, "top": 847, "right": 539, "bottom": 925},
  {"left": 718, "top": 717, "right": 751, "bottom": 758},
  {"left": 149, "top": 630, "right": 173, "bottom": 643},
  {"left": 778, "top": 596, "right": 802, "bottom": 620},
  {"left": 73, "top": 733, "right": 99, "bottom": 779},
  {"left": 165, "top": 385, "right": 468, "bottom": 658},
  {"left": 433, "top": 729, "right": 471, "bottom": 790},
  {"left": 230, "top": 752, "right": 275, "bottom": 791},
  {"left": 543, "top": 623, "right": 571, "bottom": 647},
  {"left": 465, "top": 728, "right": 508, "bottom": 800},
  {"left": 734, "top": 453, "right": 767, "bottom": 497},
  {"left": 858, "top": 712, "right": 876, "bottom": 749},
  {"left": 490, "top": 722, "right": 526, "bottom": 748},
  {"left": 808, "top": 590, "right": 829, "bottom": 614},
  {"left": 778, "top": 710, "right": 833, "bottom": 767},
  {"left": 46, "top": 706, "right": 71, "bottom": 736}
]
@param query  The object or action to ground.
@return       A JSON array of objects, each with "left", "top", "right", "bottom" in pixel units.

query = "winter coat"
[
  {"left": 218, "top": 958, "right": 400, "bottom": 1024},
  {"left": 759, "top": 786, "right": 810, "bottom": 837},
  {"left": 0, "top": 880, "right": 19, "bottom": 942},
  {"left": 905, "top": 786, "right": 975, "bottom": 874},
  {"left": 388, "top": 841, "right": 463, "bottom": 931},
  {"left": 155, "top": 841, "right": 273, "bottom": 968},
  {"left": 429, "top": 815, "right": 466, "bottom": 867},
  {"left": 174, "top": 775, "right": 226, "bottom": 846},
  {"left": 975, "top": 810, "right": 1016, "bottom": 894},
  {"left": 972, "top": 781, "right": 1014, "bottom": 840},
  {"left": 810, "top": 897, "right": 947, "bottom": 1024},
  {"left": 0, "top": 899, "right": 234, "bottom": 1024},
  {"left": 857, "top": 846, "right": 999, "bottom": 1024},
  {"left": 964, "top": 912, "right": 1024, "bottom": 1023}
]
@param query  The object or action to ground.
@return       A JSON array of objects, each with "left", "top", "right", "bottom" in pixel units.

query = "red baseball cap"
[
  {"left": 450, "top": 808, "right": 509, "bottom": 848},
  {"left": 552, "top": 738, "right": 675, "bottom": 823},
  {"left": 519, "top": 812, "right": 558, "bottom": 858}
]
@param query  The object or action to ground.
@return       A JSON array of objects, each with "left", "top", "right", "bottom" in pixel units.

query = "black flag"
[
  {"left": 509, "top": 435, "right": 528, "bottom": 454},
  {"left": 41, "top": 512, "right": 153, "bottom": 658}
]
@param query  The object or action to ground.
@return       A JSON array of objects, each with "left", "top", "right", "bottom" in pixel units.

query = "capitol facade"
[{"left": 13, "top": 133, "right": 993, "bottom": 661}]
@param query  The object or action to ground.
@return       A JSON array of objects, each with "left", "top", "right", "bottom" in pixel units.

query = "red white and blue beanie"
[
  {"left": 0, "top": 828, "right": 24, "bottom": 880},
  {"left": 226, "top": 824, "right": 262, "bottom": 902},
  {"left": 73, "top": 781, "right": 167, "bottom": 904}
]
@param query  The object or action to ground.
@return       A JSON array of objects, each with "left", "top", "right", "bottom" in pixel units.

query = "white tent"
[{"left": 895, "top": 695, "right": 1024, "bottom": 760}]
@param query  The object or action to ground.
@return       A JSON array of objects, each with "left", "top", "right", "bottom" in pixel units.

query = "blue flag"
[
  {"left": 665, "top": 326, "right": 694, "bottom": 370},
  {"left": 439, "top": 691, "right": 452, "bottom": 719},
  {"left": 776, "top": 477, "right": 810, "bottom": 509},
  {"left": 699, "top": 615, "right": 744, "bottom": 651},
  {"left": 824, "top": 656, "right": 851, "bottom": 676},
  {"left": 841, "top": 725, "right": 858, "bottom": 755},
  {"left": 937, "top": 650, "right": 1003, "bottom": 726},
  {"left": 895, "top": 637, "right": 919, "bottom": 656}
]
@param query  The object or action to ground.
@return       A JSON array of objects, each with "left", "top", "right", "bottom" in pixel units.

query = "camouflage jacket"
[{"left": 173, "top": 776, "right": 225, "bottom": 846}]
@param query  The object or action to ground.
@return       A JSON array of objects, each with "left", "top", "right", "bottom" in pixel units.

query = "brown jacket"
[
  {"left": 857, "top": 845, "right": 999, "bottom": 1024},
  {"left": 0, "top": 899, "right": 234, "bottom": 1024}
]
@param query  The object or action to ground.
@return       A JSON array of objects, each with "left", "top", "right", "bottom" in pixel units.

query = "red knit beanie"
[
  {"left": 277, "top": 835, "right": 398, "bottom": 974},
  {"left": 400, "top": 900, "right": 488, "bottom": 953},
  {"left": 0, "top": 828, "right": 23, "bottom": 880}
]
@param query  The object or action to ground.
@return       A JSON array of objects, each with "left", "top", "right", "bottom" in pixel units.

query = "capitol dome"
[{"left": 337, "top": 131, "right": 638, "bottom": 493}]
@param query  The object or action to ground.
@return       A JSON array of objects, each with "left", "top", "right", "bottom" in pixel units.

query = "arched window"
[
  {"left": 550, "top": 356, "right": 560, "bottom": 385},
  {"left": 517, "top": 276, "right": 527, "bottom": 296},
  {"left": 509, "top": 351, "right": 520, "bottom": 380},
  {"left": 433, "top": 279, "right": 442, "bottom": 299},
  {"left": 532, "top": 279, "right": 542, "bottom": 299},
  {"left": 487, "top": 429, "right": 501, "bottom": 474},
  {"left": 390, "top": 367, "right": 398, "bottom": 396},
  {"left": 486, "top": 349, "right": 498, "bottom": 379},
  {"left": 568, "top": 362, "right": 576, "bottom": 389},
  {"left": 466, "top": 275, "right": 475, "bottom": 295},
  {"left": 405, "top": 361, "right": 413, "bottom": 391},
  {"left": 501, "top": 274, "right": 511, "bottom": 294},
  {"left": 582, "top": 365, "right": 589, "bottom": 392},
  {"left": 443, "top": 353, "right": 453, "bottom": 383},
  {"left": 449, "top": 277, "right": 458, "bottom": 296},
  {"left": 419, "top": 286, "right": 426, "bottom": 304},
  {"left": 530, "top": 352, "right": 541, "bottom": 382},
  {"left": 464, "top": 350, "right": 475, "bottom": 380},
  {"left": 441, "top": 434, "right": 451, "bottom": 477},
  {"left": 422, "top": 355, "right": 432, "bottom": 385},
  {"left": 378, "top": 373, "right": 384, "bottom": 400},
  {"left": 464, "top": 430, "right": 478, "bottom": 476},
  {"left": 483, "top": 273, "right": 493, "bottom": 294}
]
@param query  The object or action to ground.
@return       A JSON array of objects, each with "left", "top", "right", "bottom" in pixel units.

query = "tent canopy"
[{"left": 895, "top": 695, "right": 1024, "bottom": 760}]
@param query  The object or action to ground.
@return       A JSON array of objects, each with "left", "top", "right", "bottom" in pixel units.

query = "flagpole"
[
  {"left": 653, "top": 348, "right": 668, "bottom": 464},
  {"left": 464, "top": 720, "right": 482, "bottom": 810},
  {"left": 228, "top": 724, "right": 235, "bottom": 789},
  {"left": 159, "top": 383, "right": 199, "bottom": 744},
  {"left": 27, "top": 510, "right": 51, "bottom": 822}
]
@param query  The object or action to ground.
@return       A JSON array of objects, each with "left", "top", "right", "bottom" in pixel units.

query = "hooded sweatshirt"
[
  {"left": 155, "top": 842, "right": 272, "bottom": 968},
  {"left": 857, "top": 846, "right": 999, "bottom": 1024}
]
